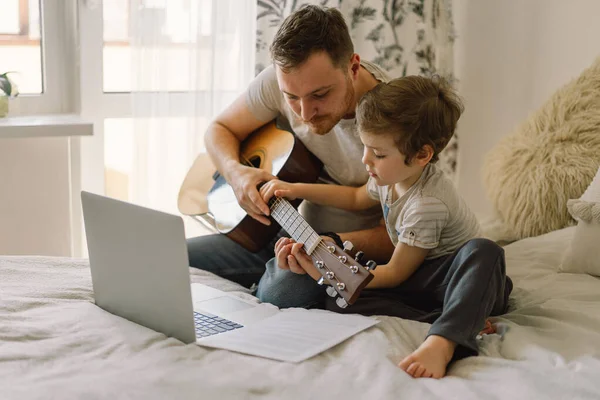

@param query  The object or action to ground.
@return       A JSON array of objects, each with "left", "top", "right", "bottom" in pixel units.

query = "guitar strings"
[
  {"left": 270, "top": 196, "right": 357, "bottom": 289},
  {"left": 269, "top": 197, "right": 336, "bottom": 269},
  {"left": 238, "top": 151, "right": 334, "bottom": 260},
  {"left": 270, "top": 197, "right": 334, "bottom": 255},
  {"left": 270, "top": 196, "right": 352, "bottom": 265},
  {"left": 263, "top": 195, "right": 344, "bottom": 288}
]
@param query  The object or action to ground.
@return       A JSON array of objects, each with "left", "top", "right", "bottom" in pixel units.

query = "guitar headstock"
[{"left": 310, "top": 239, "right": 374, "bottom": 307}]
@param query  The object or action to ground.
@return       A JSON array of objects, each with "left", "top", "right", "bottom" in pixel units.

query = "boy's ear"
[{"left": 414, "top": 145, "right": 434, "bottom": 166}]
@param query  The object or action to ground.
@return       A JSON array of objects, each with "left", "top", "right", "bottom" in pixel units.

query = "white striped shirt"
[{"left": 367, "top": 164, "right": 481, "bottom": 259}]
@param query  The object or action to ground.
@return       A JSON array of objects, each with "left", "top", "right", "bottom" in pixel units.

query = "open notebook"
[{"left": 196, "top": 308, "right": 379, "bottom": 363}]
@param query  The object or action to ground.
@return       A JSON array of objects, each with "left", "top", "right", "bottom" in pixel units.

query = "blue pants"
[
  {"left": 187, "top": 230, "right": 329, "bottom": 307},
  {"left": 187, "top": 230, "right": 288, "bottom": 288},
  {"left": 256, "top": 238, "right": 513, "bottom": 359}
]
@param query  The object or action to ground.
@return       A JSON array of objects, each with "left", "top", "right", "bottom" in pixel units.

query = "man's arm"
[
  {"left": 338, "top": 224, "right": 395, "bottom": 264},
  {"left": 204, "top": 94, "right": 277, "bottom": 225}
]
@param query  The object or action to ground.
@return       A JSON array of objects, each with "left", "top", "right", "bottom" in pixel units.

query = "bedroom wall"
[{"left": 453, "top": 0, "right": 600, "bottom": 215}]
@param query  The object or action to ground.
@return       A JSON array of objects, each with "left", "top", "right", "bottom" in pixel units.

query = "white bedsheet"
[{"left": 1, "top": 227, "right": 600, "bottom": 400}]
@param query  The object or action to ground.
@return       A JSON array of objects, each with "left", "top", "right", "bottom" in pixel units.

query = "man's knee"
[
  {"left": 186, "top": 234, "right": 226, "bottom": 269},
  {"left": 256, "top": 259, "right": 325, "bottom": 308},
  {"left": 255, "top": 263, "right": 289, "bottom": 306}
]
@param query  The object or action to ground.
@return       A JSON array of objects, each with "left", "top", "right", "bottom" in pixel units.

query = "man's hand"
[
  {"left": 228, "top": 164, "right": 276, "bottom": 225},
  {"left": 259, "top": 179, "right": 297, "bottom": 202},
  {"left": 274, "top": 237, "right": 321, "bottom": 281}
]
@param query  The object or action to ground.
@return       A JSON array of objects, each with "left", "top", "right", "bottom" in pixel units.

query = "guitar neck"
[
  {"left": 268, "top": 196, "right": 374, "bottom": 307},
  {"left": 268, "top": 197, "right": 321, "bottom": 255}
]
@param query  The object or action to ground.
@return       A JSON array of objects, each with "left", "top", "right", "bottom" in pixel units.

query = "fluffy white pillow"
[
  {"left": 559, "top": 166, "right": 600, "bottom": 276},
  {"left": 482, "top": 56, "right": 600, "bottom": 241}
]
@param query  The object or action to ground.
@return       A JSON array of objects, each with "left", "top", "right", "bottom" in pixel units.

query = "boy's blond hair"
[{"left": 356, "top": 75, "right": 464, "bottom": 164}]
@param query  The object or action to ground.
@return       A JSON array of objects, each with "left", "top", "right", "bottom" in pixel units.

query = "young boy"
[{"left": 258, "top": 75, "right": 513, "bottom": 379}]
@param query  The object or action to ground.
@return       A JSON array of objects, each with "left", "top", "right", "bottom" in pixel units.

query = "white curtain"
[{"left": 127, "top": 0, "right": 256, "bottom": 233}]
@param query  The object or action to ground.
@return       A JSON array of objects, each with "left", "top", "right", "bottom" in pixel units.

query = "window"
[
  {"left": 102, "top": 0, "right": 214, "bottom": 93},
  {"left": 0, "top": 0, "right": 76, "bottom": 115},
  {"left": 103, "top": 0, "right": 130, "bottom": 92},
  {"left": 0, "top": 0, "right": 43, "bottom": 94},
  {"left": 4, "top": 0, "right": 255, "bottom": 255}
]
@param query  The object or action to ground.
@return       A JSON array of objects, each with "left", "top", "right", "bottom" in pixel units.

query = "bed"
[{"left": 2, "top": 226, "right": 600, "bottom": 400}]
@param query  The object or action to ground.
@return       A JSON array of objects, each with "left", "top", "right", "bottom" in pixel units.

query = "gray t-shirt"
[
  {"left": 246, "top": 61, "right": 390, "bottom": 234},
  {"left": 366, "top": 164, "right": 481, "bottom": 259}
]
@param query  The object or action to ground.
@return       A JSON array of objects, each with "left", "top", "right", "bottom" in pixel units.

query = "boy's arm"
[
  {"left": 338, "top": 224, "right": 394, "bottom": 264},
  {"left": 261, "top": 181, "right": 379, "bottom": 211},
  {"left": 366, "top": 242, "right": 430, "bottom": 289}
]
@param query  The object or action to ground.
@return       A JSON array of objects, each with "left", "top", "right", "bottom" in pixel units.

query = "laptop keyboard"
[{"left": 194, "top": 311, "right": 243, "bottom": 338}]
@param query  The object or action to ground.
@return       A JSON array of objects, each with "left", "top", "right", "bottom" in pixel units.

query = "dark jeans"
[
  {"left": 257, "top": 238, "right": 513, "bottom": 360},
  {"left": 187, "top": 230, "right": 288, "bottom": 289},
  {"left": 187, "top": 231, "right": 332, "bottom": 307}
]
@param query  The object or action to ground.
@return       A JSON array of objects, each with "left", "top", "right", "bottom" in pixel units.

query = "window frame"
[
  {"left": 0, "top": 0, "right": 30, "bottom": 38},
  {"left": 5, "top": 0, "right": 78, "bottom": 115}
]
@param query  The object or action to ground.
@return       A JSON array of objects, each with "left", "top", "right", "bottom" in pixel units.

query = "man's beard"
[{"left": 305, "top": 77, "right": 355, "bottom": 135}]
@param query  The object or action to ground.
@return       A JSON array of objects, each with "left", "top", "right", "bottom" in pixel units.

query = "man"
[{"left": 187, "top": 5, "right": 395, "bottom": 304}]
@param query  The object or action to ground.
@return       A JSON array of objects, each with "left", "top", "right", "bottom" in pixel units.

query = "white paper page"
[{"left": 196, "top": 308, "right": 379, "bottom": 363}]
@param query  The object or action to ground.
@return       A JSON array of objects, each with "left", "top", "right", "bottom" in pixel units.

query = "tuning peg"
[
  {"left": 354, "top": 251, "right": 364, "bottom": 263},
  {"left": 343, "top": 240, "right": 354, "bottom": 253},
  {"left": 326, "top": 286, "right": 338, "bottom": 298},
  {"left": 335, "top": 297, "right": 348, "bottom": 308},
  {"left": 365, "top": 260, "right": 377, "bottom": 271},
  {"left": 317, "top": 277, "right": 326, "bottom": 285}
]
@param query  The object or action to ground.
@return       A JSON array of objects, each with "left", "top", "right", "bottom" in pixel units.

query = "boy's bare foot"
[
  {"left": 398, "top": 335, "right": 457, "bottom": 379},
  {"left": 479, "top": 319, "right": 496, "bottom": 336}
]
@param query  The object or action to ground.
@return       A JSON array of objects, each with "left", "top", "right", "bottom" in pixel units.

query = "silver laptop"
[{"left": 81, "top": 191, "right": 278, "bottom": 344}]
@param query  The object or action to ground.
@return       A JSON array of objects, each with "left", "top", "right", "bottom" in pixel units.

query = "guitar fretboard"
[{"left": 269, "top": 198, "right": 321, "bottom": 255}]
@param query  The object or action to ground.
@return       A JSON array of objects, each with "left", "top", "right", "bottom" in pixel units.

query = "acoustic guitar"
[
  {"left": 179, "top": 120, "right": 322, "bottom": 252},
  {"left": 178, "top": 120, "right": 374, "bottom": 306}
]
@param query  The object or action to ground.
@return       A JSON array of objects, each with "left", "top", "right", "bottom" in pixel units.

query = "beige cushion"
[
  {"left": 559, "top": 166, "right": 600, "bottom": 276},
  {"left": 482, "top": 56, "right": 600, "bottom": 241}
]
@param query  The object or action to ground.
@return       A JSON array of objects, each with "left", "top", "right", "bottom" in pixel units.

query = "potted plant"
[{"left": 0, "top": 72, "right": 19, "bottom": 118}]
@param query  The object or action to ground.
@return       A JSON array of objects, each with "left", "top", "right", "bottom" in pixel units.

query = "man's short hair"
[
  {"left": 357, "top": 75, "right": 464, "bottom": 164},
  {"left": 270, "top": 5, "right": 354, "bottom": 72}
]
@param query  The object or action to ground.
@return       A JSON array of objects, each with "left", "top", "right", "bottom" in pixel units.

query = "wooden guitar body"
[{"left": 178, "top": 120, "right": 322, "bottom": 252}]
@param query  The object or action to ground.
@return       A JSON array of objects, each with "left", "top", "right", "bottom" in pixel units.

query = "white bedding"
[{"left": 2, "top": 227, "right": 600, "bottom": 400}]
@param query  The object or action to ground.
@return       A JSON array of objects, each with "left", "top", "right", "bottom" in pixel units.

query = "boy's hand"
[
  {"left": 260, "top": 179, "right": 297, "bottom": 202},
  {"left": 274, "top": 237, "right": 321, "bottom": 281}
]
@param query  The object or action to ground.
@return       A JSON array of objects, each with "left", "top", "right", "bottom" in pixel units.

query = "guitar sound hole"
[{"left": 248, "top": 156, "right": 261, "bottom": 169}]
